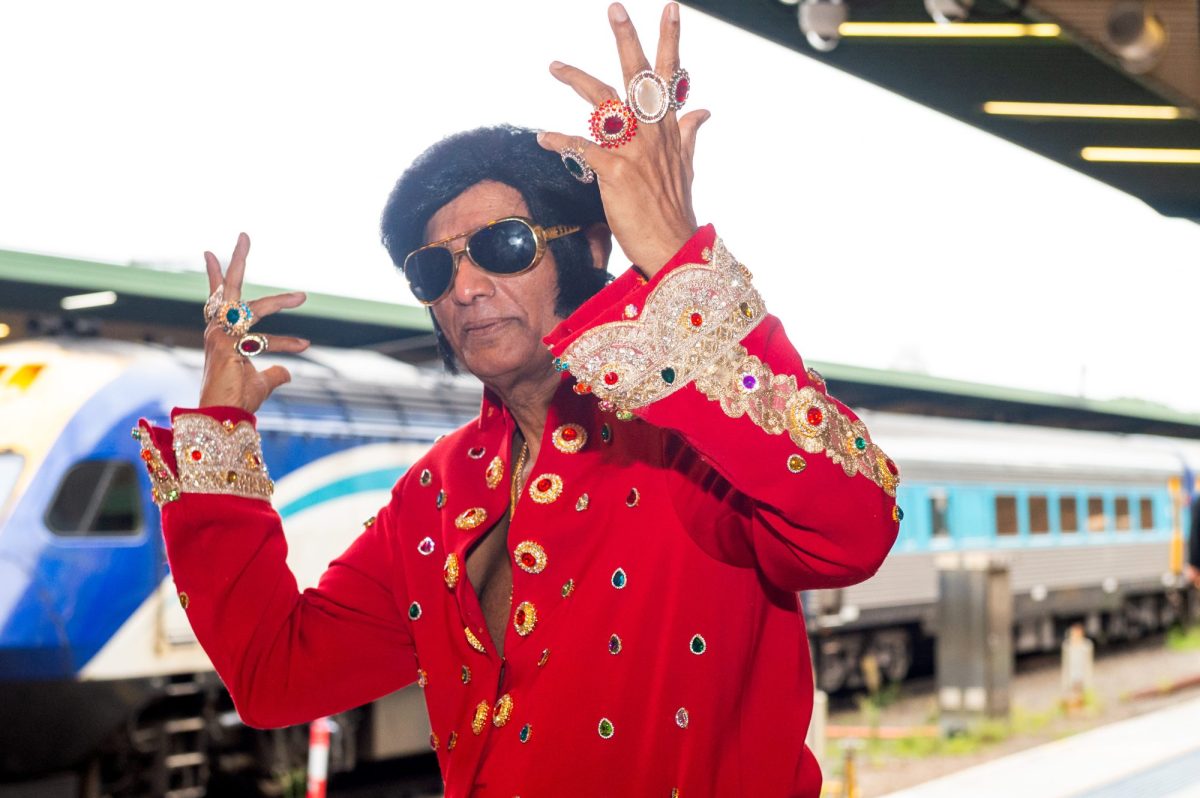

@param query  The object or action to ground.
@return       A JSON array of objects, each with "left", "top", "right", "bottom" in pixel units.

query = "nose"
[{"left": 450, "top": 251, "right": 495, "bottom": 304}]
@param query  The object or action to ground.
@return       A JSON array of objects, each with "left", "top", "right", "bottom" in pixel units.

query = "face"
[{"left": 425, "top": 181, "right": 564, "bottom": 386}]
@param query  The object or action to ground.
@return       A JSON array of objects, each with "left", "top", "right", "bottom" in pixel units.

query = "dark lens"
[
  {"left": 468, "top": 220, "right": 537, "bottom": 275},
  {"left": 404, "top": 247, "right": 454, "bottom": 303}
]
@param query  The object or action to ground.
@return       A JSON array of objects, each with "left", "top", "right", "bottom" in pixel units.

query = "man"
[
  {"left": 135, "top": 4, "right": 899, "bottom": 795},
  {"left": 1188, "top": 493, "right": 1200, "bottom": 588}
]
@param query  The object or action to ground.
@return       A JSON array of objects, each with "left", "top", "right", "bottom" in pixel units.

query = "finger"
[
  {"left": 549, "top": 61, "right": 620, "bottom": 107},
  {"left": 535, "top": 131, "right": 619, "bottom": 173},
  {"left": 678, "top": 108, "right": 710, "bottom": 168},
  {"left": 655, "top": 3, "right": 682, "bottom": 80},
  {"left": 223, "top": 233, "right": 251, "bottom": 302},
  {"left": 204, "top": 251, "right": 223, "bottom": 294},
  {"left": 247, "top": 291, "right": 307, "bottom": 321},
  {"left": 256, "top": 334, "right": 311, "bottom": 355},
  {"left": 608, "top": 3, "right": 652, "bottom": 86},
  {"left": 259, "top": 364, "right": 292, "bottom": 394}
]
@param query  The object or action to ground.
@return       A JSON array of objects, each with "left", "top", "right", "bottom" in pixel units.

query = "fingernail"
[
  {"left": 536, "top": 132, "right": 547, "bottom": 145},
  {"left": 669, "top": 2, "right": 679, "bottom": 21},
  {"left": 611, "top": 3, "right": 628, "bottom": 22},
  {"left": 550, "top": 60, "right": 565, "bottom": 70}
]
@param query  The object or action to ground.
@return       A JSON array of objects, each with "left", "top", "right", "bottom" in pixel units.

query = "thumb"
[
  {"left": 678, "top": 108, "right": 711, "bottom": 169},
  {"left": 260, "top": 365, "right": 292, "bottom": 395}
]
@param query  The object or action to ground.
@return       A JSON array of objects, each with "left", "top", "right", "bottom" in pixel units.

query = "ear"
[{"left": 584, "top": 222, "right": 613, "bottom": 271}]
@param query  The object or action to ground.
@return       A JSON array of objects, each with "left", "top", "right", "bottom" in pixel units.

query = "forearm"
[{"left": 137, "top": 410, "right": 413, "bottom": 727}]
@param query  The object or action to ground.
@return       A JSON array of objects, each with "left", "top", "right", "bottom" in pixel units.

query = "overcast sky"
[{"left": 2, "top": 1, "right": 1198, "bottom": 411}]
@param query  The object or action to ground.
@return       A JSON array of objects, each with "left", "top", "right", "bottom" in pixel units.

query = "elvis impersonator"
[{"left": 134, "top": 4, "right": 901, "bottom": 795}]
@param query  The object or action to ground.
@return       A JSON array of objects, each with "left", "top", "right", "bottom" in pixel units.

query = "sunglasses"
[{"left": 402, "top": 216, "right": 582, "bottom": 305}]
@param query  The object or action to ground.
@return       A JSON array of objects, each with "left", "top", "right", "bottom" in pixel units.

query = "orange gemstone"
[
  {"left": 806, "top": 407, "right": 824, "bottom": 426},
  {"left": 561, "top": 427, "right": 578, "bottom": 441},
  {"left": 536, "top": 478, "right": 552, "bottom": 492}
]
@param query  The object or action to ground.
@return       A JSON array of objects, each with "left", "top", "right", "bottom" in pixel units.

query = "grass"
[{"left": 1166, "top": 624, "right": 1200, "bottom": 652}]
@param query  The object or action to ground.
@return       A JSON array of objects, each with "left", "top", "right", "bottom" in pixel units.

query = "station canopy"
[{"left": 682, "top": 0, "right": 1200, "bottom": 219}]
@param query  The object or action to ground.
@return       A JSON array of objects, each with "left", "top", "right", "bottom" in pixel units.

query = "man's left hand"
[{"left": 537, "top": 2, "right": 709, "bottom": 279}]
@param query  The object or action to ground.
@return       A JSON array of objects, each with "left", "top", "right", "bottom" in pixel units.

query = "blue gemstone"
[
  {"left": 611, "top": 568, "right": 627, "bottom": 589},
  {"left": 225, "top": 308, "right": 240, "bottom": 324}
]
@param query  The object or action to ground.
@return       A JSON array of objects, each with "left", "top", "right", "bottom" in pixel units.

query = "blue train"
[
  {"left": 0, "top": 338, "right": 480, "bottom": 796},
  {"left": 1, "top": 337, "right": 1197, "bottom": 794}
]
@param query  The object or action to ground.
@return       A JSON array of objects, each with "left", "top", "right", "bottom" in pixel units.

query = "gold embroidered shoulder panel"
[
  {"left": 695, "top": 346, "right": 899, "bottom": 496},
  {"left": 559, "top": 239, "right": 765, "bottom": 411},
  {"left": 171, "top": 414, "right": 274, "bottom": 503}
]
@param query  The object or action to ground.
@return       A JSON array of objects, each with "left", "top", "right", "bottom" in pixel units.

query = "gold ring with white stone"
[
  {"left": 627, "top": 70, "right": 670, "bottom": 124},
  {"left": 203, "top": 284, "right": 225, "bottom": 323}
]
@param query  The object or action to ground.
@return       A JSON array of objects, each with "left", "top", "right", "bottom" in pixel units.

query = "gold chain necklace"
[{"left": 509, "top": 439, "right": 529, "bottom": 519}]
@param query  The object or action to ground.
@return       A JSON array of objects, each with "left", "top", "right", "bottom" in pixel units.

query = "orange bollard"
[{"left": 306, "top": 717, "right": 332, "bottom": 798}]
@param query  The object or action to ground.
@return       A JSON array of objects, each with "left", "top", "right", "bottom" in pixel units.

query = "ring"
[
  {"left": 235, "top": 333, "right": 268, "bottom": 358},
  {"left": 560, "top": 148, "right": 595, "bottom": 184},
  {"left": 217, "top": 300, "right": 255, "bottom": 337},
  {"left": 589, "top": 99, "right": 638, "bottom": 149},
  {"left": 203, "top": 284, "right": 224, "bottom": 323},
  {"left": 627, "top": 70, "right": 670, "bottom": 124},
  {"left": 668, "top": 68, "right": 691, "bottom": 111}
]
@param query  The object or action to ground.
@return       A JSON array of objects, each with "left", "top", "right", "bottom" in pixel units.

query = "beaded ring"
[{"left": 589, "top": 99, "right": 638, "bottom": 149}]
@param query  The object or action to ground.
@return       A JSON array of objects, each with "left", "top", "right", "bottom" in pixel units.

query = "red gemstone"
[
  {"left": 140, "top": 449, "right": 153, "bottom": 463},
  {"left": 603, "top": 114, "right": 625, "bottom": 135},
  {"left": 465, "top": 508, "right": 476, "bottom": 518},
  {"left": 521, "top": 552, "right": 537, "bottom": 568},
  {"left": 561, "top": 427, "right": 578, "bottom": 442},
  {"left": 603, "top": 372, "right": 619, "bottom": 386},
  {"left": 806, "top": 407, "right": 824, "bottom": 426},
  {"left": 573, "top": 383, "right": 592, "bottom": 395},
  {"left": 690, "top": 312, "right": 703, "bottom": 327},
  {"left": 886, "top": 458, "right": 899, "bottom": 475},
  {"left": 190, "top": 450, "right": 203, "bottom": 462},
  {"left": 516, "top": 608, "right": 527, "bottom": 626},
  {"left": 536, "top": 478, "right": 552, "bottom": 493},
  {"left": 675, "top": 78, "right": 690, "bottom": 103},
  {"left": 240, "top": 339, "right": 261, "bottom": 353}
]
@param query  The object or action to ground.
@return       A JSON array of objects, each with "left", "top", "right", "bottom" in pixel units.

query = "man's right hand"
[{"left": 199, "top": 233, "right": 310, "bottom": 413}]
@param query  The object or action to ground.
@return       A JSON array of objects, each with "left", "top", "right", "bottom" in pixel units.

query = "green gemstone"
[
  {"left": 598, "top": 718, "right": 614, "bottom": 739},
  {"left": 661, "top": 367, "right": 676, "bottom": 384},
  {"left": 130, "top": 426, "right": 141, "bottom": 440},
  {"left": 408, "top": 602, "right": 421, "bottom": 620},
  {"left": 519, "top": 723, "right": 532, "bottom": 743},
  {"left": 896, "top": 506, "right": 905, "bottom": 521},
  {"left": 611, "top": 568, "right": 627, "bottom": 589},
  {"left": 616, "top": 410, "right": 633, "bottom": 421},
  {"left": 855, "top": 436, "right": 867, "bottom": 451},
  {"left": 690, "top": 634, "right": 706, "bottom": 655},
  {"left": 562, "top": 579, "right": 575, "bottom": 598},
  {"left": 165, "top": 488, "right": 180, "bottom": 503},
  {"left": 565, "top": 158, "right": 584, "bottom": 178},
  {"left": 225, "top": 308, "right": 240, "bottom": 324},
  {"left": 600, "top": 424, "right": 612, "bottom": 443}
]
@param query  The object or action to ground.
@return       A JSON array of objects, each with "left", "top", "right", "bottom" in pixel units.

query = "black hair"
[{"left": 381, "top": 125, "right": 610, "bottom": 372}]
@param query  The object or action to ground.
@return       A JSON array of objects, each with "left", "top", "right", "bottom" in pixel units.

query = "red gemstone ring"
[
  {"left": 668, "top": 68, "right": 690, "bottom": 111},
  {"left": 235, "top": 333, "right": 268, "bottom": 358},
  {"left": 589, "top": 99, "right": 638, "bottom": 149}
]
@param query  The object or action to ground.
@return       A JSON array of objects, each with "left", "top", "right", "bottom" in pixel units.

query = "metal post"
[
  {"left": 936, "top": 552, "right": 1012, "bottom": 735},
  {"left": 1061, "top": 623, "right": 1094, "bottom": 710}
]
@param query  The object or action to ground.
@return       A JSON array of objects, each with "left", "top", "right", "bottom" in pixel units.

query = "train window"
[
  {"left": 995, "top": 495, "right": 1018, "bottom": 536},
  {"left": 45, "top": 460, "right": 142, "bottom": 537},
  {"left": 1029, "top": 495, "right": 1050, "bottom": 534},
  {"left": 1139, "top": 497, "right": 1154, "bottom": 531},
  {"left": 1059, "top": 496, "right": 1079, "bottom": 533},
  {"left": 930, "top": 490, "right": 950, "bottom": 537},
  {"left": 1087, "top": 496, "right": 1106, "bottom": 533},
  {"left": 1114, "top": 497, "right": 1132, "bottom": 532}
]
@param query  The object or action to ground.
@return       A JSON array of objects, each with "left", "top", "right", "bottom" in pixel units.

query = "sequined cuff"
[
  {"left": 134, "top": 424, "right": 183, "bottom": 507},
  {"left": 171, "top": 413, "right": 274, "bottom": 503},
  {"left": 559, "top": 238, "right": 765, "bottom": 411},
  {"left": 694, "top": 348, "right": 899, "bottom": 496}
]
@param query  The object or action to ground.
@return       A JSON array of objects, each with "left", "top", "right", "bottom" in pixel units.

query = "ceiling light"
[
  {"left": 983, "top": 101, "right": 1190, "bottom": 120},
  {"left": 1105, "top": 1, "right": 1166, "bottom": 74},
  {"left": 799, "top": 0, "right": 847, "bottom": 52},
  {"left": 839, "top": 22, "right": 1061, "bottom": 38},
  {"left": 60, "top": 291, "right": 118, "bottom": 311},
  {"left": 1081, "top": 147, "right": 1200, "bottom": 164}
]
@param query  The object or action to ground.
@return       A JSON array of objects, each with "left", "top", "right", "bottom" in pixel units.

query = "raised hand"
[
  {"left": 199, "top": 233, "right": 310, "bottom": 412},
  {"left": 536, "top": 2, "right": 710, "bottom": 278}
]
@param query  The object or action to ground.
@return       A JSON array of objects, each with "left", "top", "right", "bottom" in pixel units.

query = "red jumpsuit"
[{"left": 136, "top": 226, "right": 900, "bottom": 797}]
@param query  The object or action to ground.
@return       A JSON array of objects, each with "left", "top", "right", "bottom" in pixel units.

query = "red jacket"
[{"left": 137, "top": 226, "right": 899, "bottom": 797}]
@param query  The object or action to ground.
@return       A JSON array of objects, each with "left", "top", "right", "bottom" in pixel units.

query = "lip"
[{"left": 461, "top": 318, "right": 514, "bottom": 336}]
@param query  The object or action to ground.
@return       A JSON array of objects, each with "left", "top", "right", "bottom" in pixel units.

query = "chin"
[{"left": 460, "top": 343, "right": 549, "bottom": 384}]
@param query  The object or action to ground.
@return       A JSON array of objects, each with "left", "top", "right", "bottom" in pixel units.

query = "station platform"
[{"left": 880, "top": 695, "right": 1200, "bottom": 798}]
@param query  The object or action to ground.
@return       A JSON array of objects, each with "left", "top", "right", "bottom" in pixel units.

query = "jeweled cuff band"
[{"left": 172, "top": 414, "right": 274, "bottom": 502}]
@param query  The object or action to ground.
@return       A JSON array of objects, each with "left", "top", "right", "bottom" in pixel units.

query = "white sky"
[{"left": 1, "top": 1, "right": 1198, "bottom": 410}]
